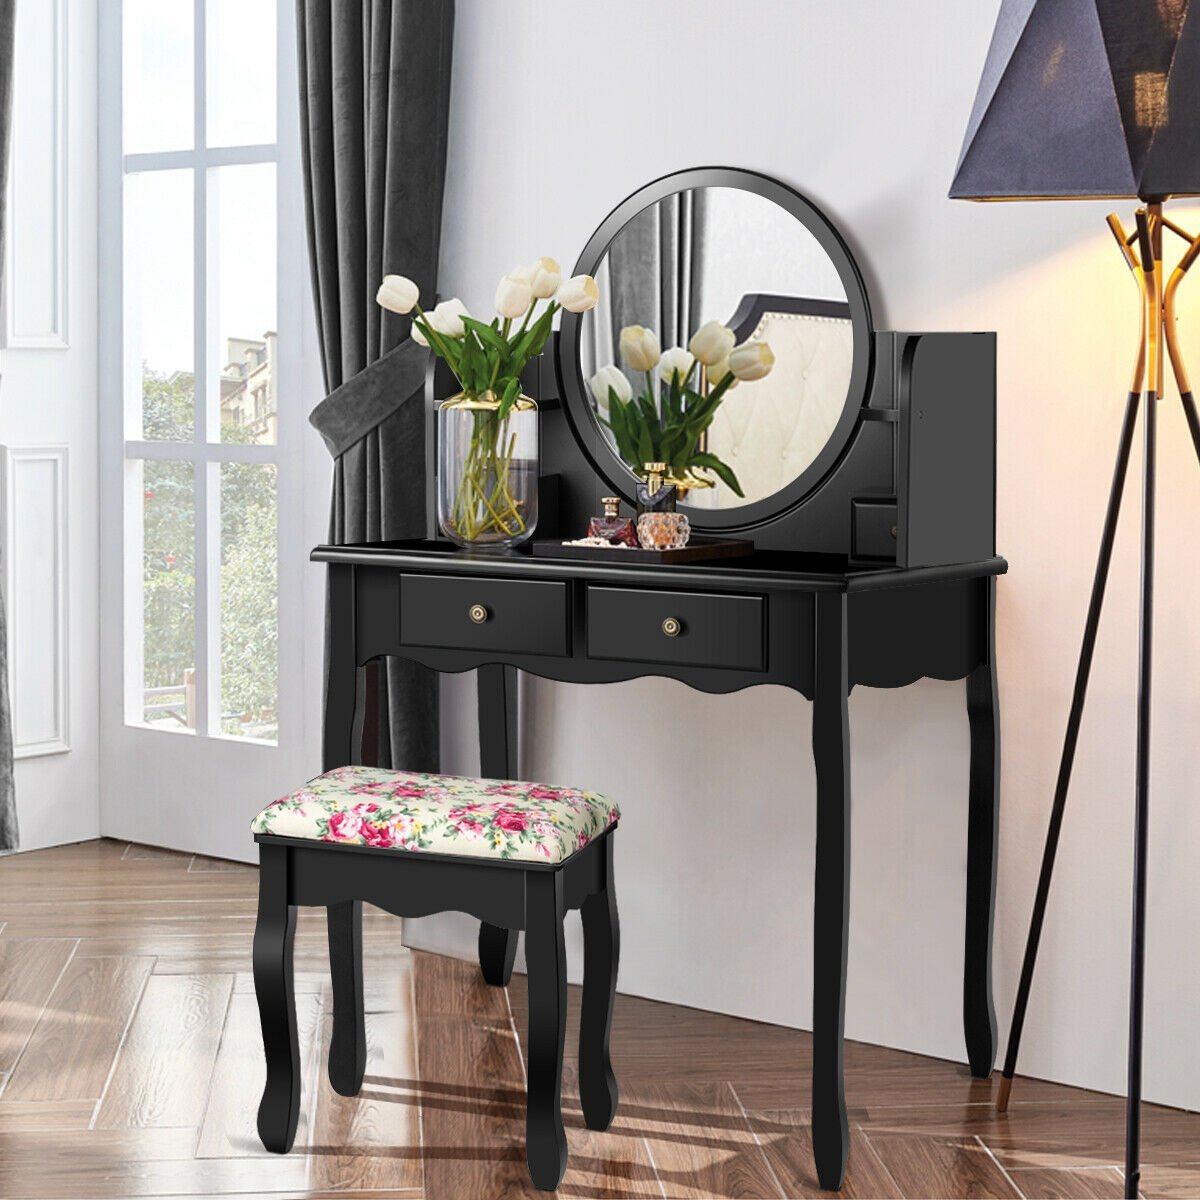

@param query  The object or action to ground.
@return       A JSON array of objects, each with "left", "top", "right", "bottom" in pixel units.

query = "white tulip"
[
  {"left": 411, "top": 320, "right": 430, "bottom": 348},
  {"left": 507, "top": 262, "right": 534, "bottom": 284},
  {"left": 708, "top": 354, "right": 738, "bottom": 389},
  {"left": 728, "top": 340, "right": 775, "bottom": 381},
  {"left": 376, "top": 274, "right": 419, "bottom": 315},
  {"left": 588, "top": 365, "right": 632, "bottom": 411},
  {"left": 495, "top": 274, "right": 533, "bottom": 319},
  {"left": 427, "top": 297, "right": 470, "bottom": 338},
  {"left": 556, "top": 273, "right": 600, "bottom": 313},
  {"left": 658, "top": 346, "right": 695, "bottom": 385},
  {"left": 528, "top": 256, "right": 562, "bottom": 300},
  {"left": 688, "top": 320, "right": 736, "bottom": 366},
  {"left": 619, "top": 324, "right": 661, "bottom": 372}
]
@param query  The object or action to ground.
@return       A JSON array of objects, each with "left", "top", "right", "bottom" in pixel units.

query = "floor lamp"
[{"left": 950, "top": 3, "right": 1200, "bottom": 1197}]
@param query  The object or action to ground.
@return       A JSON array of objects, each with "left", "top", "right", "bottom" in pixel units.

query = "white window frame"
[{"left": 99, "top": 0, "right": 306, "bottom": 750}]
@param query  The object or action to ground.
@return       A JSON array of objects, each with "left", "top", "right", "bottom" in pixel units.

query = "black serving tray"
[{"left": 532, "top": 534, "right": 754, "bottom": 565}]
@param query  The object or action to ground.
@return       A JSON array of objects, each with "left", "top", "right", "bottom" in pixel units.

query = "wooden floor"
[{"left": 1, "top": 840, "right": 1198, "bottom": 1199}]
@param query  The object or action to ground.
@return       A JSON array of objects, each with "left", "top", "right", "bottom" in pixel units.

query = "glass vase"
[{"left": 437, "top": 392, "right": 539, "bottom": 550}]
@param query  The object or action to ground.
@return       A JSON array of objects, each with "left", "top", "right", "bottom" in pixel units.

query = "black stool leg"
[
  {"left": 327, "top": 900, "right": 366, "bottom": 1096},
  {"left": 478, "top": 921, "right": 518, "bottom": 987},
  {"left": 525, "top": 870, "right": 568, "bottom": 1192},
  {"left": 254, "top": 843, "right": 300, "bottom": 1153},
  {"left": 579, "top": 836, "right": 619, "bottom": 1131}
]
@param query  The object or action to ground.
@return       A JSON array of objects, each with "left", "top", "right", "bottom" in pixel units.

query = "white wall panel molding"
[
  {"left": 2, "top": 445, "right": 69, "bottom": 757},
  {"left": 5, "top": 0, "right": 68, "bottom": 349}
]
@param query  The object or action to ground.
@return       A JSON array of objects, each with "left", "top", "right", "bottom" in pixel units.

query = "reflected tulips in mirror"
[
  {"left": 589, "top": 319, "right": 774, "bottom": 499},
  {"left": 377, "top": 261, "right": 599, "bottom": 549}
]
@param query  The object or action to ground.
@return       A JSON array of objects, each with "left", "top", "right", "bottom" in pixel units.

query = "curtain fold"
[
  {"left": 297, "top": 0, "right": 454, "bottom": 770},
  {"left": 583, "top": 189, "right": 709, "bottom": 386},
  {"left": 0, "top": 0, "right": 17, "bottom": 851}
]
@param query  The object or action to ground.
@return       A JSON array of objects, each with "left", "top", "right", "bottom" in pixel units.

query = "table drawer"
[
  {"left": 400, "top": 574, "right": 570, "bottom": 657},
  {"left": 586, "top": 586, "right": 765, "bottom": 671}
]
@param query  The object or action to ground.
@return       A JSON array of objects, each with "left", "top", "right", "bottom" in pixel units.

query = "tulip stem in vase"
[
  {"left": 376, "top": 260, "right": 601, "bottom": 549},
  {"left": 451, "top": 412, "right": 526, "bottom": 542}
]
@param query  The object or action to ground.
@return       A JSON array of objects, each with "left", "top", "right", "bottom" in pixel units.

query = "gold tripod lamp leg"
[
  {"left": 1107, "top": 213, "right": 1149, "bottom": 397},
  {"left": 997, "top": 1066, "right": 1012, "bottom": 1113},
  {"left": 1162, "top": 225, "right": 1200, "bottom": 398},
  {"left": 1141, "top": 204, "right": 1163, "bottom": 401}
]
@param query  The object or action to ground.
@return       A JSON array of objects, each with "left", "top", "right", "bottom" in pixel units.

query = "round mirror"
[{"left": 558, "top": 168, "right": 873, "bottom": 529}]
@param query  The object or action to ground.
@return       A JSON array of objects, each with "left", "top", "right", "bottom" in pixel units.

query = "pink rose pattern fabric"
[{"left": 250, "top": 766, "right": 619, "bottom": 864}]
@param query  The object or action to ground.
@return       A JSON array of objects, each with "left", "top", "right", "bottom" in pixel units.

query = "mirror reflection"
[{"left": 580, "top": 186, "right": 853, "bottom": 509}]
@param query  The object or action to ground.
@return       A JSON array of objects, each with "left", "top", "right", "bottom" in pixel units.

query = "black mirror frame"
[{"left": 556, "top": 167, "right": 874, "bottom": 531}]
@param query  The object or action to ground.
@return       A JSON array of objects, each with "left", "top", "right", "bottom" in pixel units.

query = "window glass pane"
[
  {"left": 141, "top": 460, "right": 196, "bottom": 731},
  {"left": 214, "top": 164, "right": 277, "bottom": 445},
  {"left": 207, "top": 0, "right": 277, "bottom": 147},
  {"left": 123, "top": 0, "right": 194, "bottom": 154},
  {"left": 127, "top": 170, "right": 194, "bottom": 440},
  {"left": 220, "top": 463, "right": 277, "bottom": 742}
]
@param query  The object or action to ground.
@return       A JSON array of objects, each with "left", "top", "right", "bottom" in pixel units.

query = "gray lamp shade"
[{"left": 951, "top": 0, "right": 1200, "bottom": 200}]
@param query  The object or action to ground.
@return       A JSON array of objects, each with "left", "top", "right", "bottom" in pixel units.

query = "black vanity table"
[{"left": 313, "top": 168, "right": 1005, "bottom": 1191}]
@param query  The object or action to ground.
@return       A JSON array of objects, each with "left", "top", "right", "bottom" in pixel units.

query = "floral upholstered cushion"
[{"left": 250, "top": 766, "right": 619, "bottom": 865}]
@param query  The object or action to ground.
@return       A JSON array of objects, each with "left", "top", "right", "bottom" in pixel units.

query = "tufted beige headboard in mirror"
[{"left": 690, "top": 298, "right": 853, "bottom": 509}]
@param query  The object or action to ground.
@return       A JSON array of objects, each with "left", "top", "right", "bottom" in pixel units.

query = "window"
[{"left": 117, "top": 0, "right": 283, "bottom": 744}]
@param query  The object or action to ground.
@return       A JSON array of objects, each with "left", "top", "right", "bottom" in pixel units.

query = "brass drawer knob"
[
  {"left": 468, "top": 604, "right": 489, "bottom": 625},
  {"left": 662, "top": 616, "right": 682, "bottom": 637}
]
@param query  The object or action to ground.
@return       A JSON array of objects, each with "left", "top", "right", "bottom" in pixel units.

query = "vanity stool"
[{"left": 249, "top": 765, "right": 621, "bottom": 1192}]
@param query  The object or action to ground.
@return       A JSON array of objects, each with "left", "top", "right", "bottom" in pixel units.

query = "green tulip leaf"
[
  {"left": 607, "top": 397, "right": 639, "bottom": 466},
  {"left": 461, "top": 316, "right": 509, "bottom": 357},
  {"left": 635, "top": 423, "right": 654, "bottom": 468},
  {"left": 497, "top": 375, "right": 522, "bottom": 421},
  {"left": 690, "top": 451, "right": 744, "bottom": 497}
]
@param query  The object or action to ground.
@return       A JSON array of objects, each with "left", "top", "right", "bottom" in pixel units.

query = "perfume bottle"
[
  {"left": 637, "top": 509, "right": 691, "bottom": 551},
  {"left": 587, "top": 496, "right": 639, "bottom": 547},
  {"left": 636, "top": 462, "right": 677, "bottom": 514}
]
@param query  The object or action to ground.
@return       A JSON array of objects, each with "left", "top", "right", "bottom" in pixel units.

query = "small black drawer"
[
  {"left": 586, "top": 586, "right": 765, "bottom": 671},
  {"left": 852, "top": 498, "right": 898, "bottom": 561},
  {"left": 400, "top": 575, "right": 570, "bottom": 657}
]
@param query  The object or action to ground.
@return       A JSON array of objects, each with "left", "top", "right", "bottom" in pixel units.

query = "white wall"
[
  {"left": 1, "top": 1, "right": 100, "bottom": 851},
  {"left": 405, "top": 0, "right": 1200, "bottom": 1113}
]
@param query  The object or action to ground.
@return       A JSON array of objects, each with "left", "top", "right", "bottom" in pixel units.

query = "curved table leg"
[
  {"left": 322, "top": 564, "right": 359, "bottom": 773},
  {"left": 323, "top": 565, "right": 369, "bottom": 1094},
  {"left": 812, "top": 592, "right": 850, "bottom": 1191},
  {"left": 254, "top": 843, "right": 300, "bottom": 1153},
  {"left": 579, "top": 835, "right": 619, "bottom": 1131},
  {"left": 964, "top": 579, "right": 999, "bottom": 1078},
  {"left": 478, "top": 663, "right": 520, "bottom": 986}
]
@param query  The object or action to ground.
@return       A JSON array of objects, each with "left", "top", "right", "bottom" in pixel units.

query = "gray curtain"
[
  {"left": 0, "top": 0, "right": 17, "bottom": 851},
  {"left": 605, "top": 189, "right": 709, "bottom": 361},
  {"left": 298, "top": 0, "right": 454, "bottom": 770}
]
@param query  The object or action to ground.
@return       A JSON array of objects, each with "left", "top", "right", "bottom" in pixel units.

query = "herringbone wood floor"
[{"left": 1, "top": 838, "right": 1197, "bottom": 1199}]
